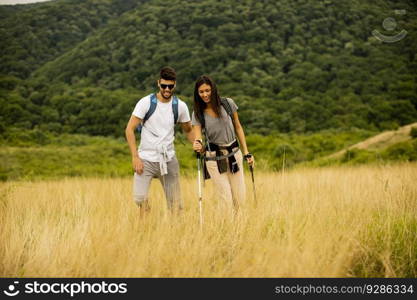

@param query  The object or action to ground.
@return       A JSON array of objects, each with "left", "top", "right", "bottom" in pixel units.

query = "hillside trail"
[{"left": 328, "top": 122, "right": 417, "bottom": 159}]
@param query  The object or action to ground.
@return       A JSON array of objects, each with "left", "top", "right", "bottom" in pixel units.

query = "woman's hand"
[
  {"left": 193, "top": 139, "right": 204, "bottom": 153},
  {"left": 244, "top": 153, "right": 255, "bottom": 167}
]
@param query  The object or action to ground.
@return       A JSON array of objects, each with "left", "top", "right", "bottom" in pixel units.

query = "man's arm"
[
  {"left": 125, "top": 115, "right": 144, "bottom": 174},
  {"left": 180, "top": 121, "right": 195, "bottom": 144}
]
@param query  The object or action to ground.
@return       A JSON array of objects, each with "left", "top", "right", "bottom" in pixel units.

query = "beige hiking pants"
[{"left": 205, "top": 149, "right": 246, "bottom": 211}]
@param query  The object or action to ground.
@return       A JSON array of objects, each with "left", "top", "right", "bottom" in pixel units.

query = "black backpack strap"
[
  {"left": 220, "top": 97, "right": 237, "bottom": 132},
  {"left": 220, "top": 97, "right": 240, "bottom": 147},
  {"left": 220, "top": 97, "right": 234, "bottom": 119}
]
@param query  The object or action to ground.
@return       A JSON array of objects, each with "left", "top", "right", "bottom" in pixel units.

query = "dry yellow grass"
[{"left": 1, "top": 163, "right": 416, "bottom": 277}]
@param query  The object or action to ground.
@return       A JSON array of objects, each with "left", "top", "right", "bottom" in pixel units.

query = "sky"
[{"left": 0, "top": 0, "right": 53, "bottom": 5}]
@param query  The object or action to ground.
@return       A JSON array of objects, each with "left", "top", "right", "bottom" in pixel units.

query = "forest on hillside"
[{"left": 1, "top": 0, "right": 416, "bottom": 138}]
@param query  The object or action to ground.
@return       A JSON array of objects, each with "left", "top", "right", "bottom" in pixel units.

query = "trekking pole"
[
  {"left": 249, "top": 164, "right": 257, "bottom": 204},
  {"left": 244, "top": 153, "right": 257, "bottom": 204},
  {"left": 196, "top": 152, "right": 203, "bottom": 228}
]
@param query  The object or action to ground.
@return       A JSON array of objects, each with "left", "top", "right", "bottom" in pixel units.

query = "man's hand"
[
  {"left": 132, "top": 156, "right": 144, "bottom": 174},
  {"left": 180, "top": 121, "right": 195, "bottom": 144}
]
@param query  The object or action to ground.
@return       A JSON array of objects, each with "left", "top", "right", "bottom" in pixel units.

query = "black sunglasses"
[{"left": 160, "top": 84, "right": 175, "bottom": 90}]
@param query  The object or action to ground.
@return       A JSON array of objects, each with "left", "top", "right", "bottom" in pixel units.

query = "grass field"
[{"left": 1, "top": 163, "right": 416, "bottom": 277}]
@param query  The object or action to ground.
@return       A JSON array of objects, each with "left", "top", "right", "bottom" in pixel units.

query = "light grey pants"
[{"left": 132, "top": 157, "right": 182, "bottom": 210}]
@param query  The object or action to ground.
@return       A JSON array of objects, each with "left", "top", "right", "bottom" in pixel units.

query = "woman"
[{"left": 192, "top": 75, "right": 254, "bottom": 211}]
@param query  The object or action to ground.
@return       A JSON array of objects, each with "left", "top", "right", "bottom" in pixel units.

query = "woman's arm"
[{"left": 232, "top": 112, "right": 254, "bottom": 166}]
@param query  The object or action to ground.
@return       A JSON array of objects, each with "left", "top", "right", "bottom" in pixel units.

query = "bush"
[
  {"left": 410, "top": 127, "right": 417, "bottom": 139},
  {"left": 382, "top": 140, "right": 417, "bottom": 161}
]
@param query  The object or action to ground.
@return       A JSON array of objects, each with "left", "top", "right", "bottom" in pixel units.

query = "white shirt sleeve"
[
  {"left": 132, "top": 95, "right": 150, "bottom": 119},
  {"left": 178, "top": 100, "right": 191, "bottom": 123}
]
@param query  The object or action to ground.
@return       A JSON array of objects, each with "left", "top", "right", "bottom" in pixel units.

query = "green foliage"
[
  {"left": 1, "top": 127, "right": 416, "bottom": 180},
  {"left": 341, "top": 149, "right": 374, "bottom": 164},
  {"left": 0, "top": 129, "right": 131, "bottom": 181},
  {"left": 0, "top": 128, "right": 376, "bottom": 180},
  {"left": 1, "top": 0, "right": 416, "bottom": 137},
  {"left": 381, "top": 139, "right": 417, "bottom": 161},
  {"left": 0, "top": 0, "right": 139, "bottom": 79},
  {"left": 410, "top": 127, "right": 417, "bottom": 139},
  {"left": 246, "top": 129, "right": 375, "bottom": 170},
  {"left": 307, "top": 138, "right": 417, "bottom": 167}
]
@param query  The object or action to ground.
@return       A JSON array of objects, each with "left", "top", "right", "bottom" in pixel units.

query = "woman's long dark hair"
[{"left": 193, "top": 75, "right": 222, "bottom": 128}]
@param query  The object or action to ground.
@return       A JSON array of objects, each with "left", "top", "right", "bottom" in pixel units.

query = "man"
[{"left": 125, "top": 67, "right": 194, "bottom": 214}]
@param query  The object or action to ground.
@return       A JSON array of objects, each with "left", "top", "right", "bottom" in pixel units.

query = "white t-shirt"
[{"left": 132, "top": 94, "right": 190, "bottom": 162}]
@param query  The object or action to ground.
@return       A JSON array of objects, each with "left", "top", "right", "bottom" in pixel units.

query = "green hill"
[
  {"left": 1, "top": 123, "right": 416, "bottom": 181},
  {"left": 306, "top": 122, "right": 417, "bottom": 166},
  {"left": 1, "top": 0, "right": 416, "bottom": 138},
  {"left": 330, "top": 122, "right": 417, "bottom": 156},
  {"left": 0, "top": 0, "right": 139, "bottom": 78},
  {"left": 0, "top": 127, "right": 377, "bottom": 180}
]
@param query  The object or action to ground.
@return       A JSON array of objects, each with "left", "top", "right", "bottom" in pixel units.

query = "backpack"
[
  {"left": 136, "top": 93, "right": 179, "bottom": 133},
  {"left": 220, "top": 97, "right": 234, "bottom": 121}
]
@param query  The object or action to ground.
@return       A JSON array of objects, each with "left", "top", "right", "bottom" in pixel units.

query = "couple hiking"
[{"left": 125, "top": 67, "right": 254, "bottom": 215}]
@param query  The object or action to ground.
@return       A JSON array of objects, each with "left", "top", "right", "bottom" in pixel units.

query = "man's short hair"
[{"left": 160, "top": 67, "right": 176, "bottom": 81}]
